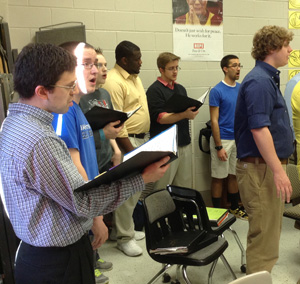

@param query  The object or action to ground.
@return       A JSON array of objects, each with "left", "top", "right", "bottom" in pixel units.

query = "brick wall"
[{"left": 0, "top": 0, "right": 298, "bottom": 200}]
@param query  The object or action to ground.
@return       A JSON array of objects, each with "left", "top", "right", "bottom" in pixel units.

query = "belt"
[
  {"left": 128, "top": 133, "right": 146, "bottom": 139},
  {"left": 239, "top": 157, "right": 288, "bottom": 165}
]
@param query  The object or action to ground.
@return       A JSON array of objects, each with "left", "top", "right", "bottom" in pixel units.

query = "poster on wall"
[
  {"left": 288, "top": 50, "right": 300, "bottom": 80},
  {"left": 289, "top": 0, "right": 300, "bottom": 9},
  {"left": 172, "top": 0, "right": 223, "bottom": 61}
]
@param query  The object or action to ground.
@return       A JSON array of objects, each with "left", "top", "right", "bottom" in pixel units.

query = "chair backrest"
[
  {"left": 287, "top": 164, "right": 300, "bottom": 200},
  {"left": 166, "top": 184, "right": 213, "bottom": 233},
  {"left": 143, "top": 189, "right": 176, "bottom": 224},
  {"left": 228, "top": 270, "right": 272, "bottom": 284},
  {"left": 143, "top": 189, "right": 210, "bottom": 256},
  {"left": 143, "top": 189, "right": 178, "bottom": 254}
]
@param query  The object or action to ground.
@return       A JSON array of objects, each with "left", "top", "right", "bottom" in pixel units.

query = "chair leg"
[
  {"left": 228, "top": 226, "right": 247, "bottom": 272},
  {"left": 208, "top": 259, "right": 218, "bottom": 284},
  {"left": 176, "top": 265, "right": 181, "bottom": 281},
  {"left": 220, "top": 254, "right": 237, "bottom": 280},
  {"left": 182, "top": 265, "right": 192, "bottom": 284},
  {"left": 147, "top": 264, "right": 173, "bottom": 284}
]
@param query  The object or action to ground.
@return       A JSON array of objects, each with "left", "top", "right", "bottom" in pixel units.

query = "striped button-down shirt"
[{"left": 0, "top": 103, "right": 144, "bottom": 247}]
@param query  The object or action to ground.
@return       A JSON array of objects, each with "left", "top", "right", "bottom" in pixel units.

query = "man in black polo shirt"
[
  {"left": 146, "top": 52, "right": 199, "bottom": 190},
  {"left": 234, "top": 25, "right": 294, "bottom": 274}
]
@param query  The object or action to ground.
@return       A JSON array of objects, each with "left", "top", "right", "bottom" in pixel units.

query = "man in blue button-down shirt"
[{"left": 235, "top": 26, "right": 294, "bottom": 275}]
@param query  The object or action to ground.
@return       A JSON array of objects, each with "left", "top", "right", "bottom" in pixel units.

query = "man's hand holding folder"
[
  {"left": 142, "top": 156, "right": 170, "bottom": 184},
  {"left": 103, "top": 120, "right": 124, "bottom": 139}
]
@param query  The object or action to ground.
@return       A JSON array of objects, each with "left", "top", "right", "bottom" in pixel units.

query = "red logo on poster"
[{"left": 194, "top": 43, "right": 204, "bottom": 49}]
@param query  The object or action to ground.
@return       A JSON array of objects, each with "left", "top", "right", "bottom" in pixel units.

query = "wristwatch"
[{"left": 215, "top": 145, "right": 223, "bottom": 151}]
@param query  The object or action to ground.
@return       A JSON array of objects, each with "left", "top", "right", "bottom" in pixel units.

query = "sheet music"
[
  {"left": 198, "top": 87, "right": 211, "bottom": 104},
  {"left": 124, "top": 125, "right": 177, "bottom": 161}
]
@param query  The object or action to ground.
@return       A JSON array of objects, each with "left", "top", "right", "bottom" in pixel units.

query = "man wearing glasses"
[
  {"left": 146, "top": 52, "right": 198, "bottom": 191},
  {"left": 0, "top": 43, "right": 170, "bottom": 284},
  {"left": 209, "top": 55, "right": 248, "bottom": 220},
  {"left": 52, "top": 42, "right": 123, "bottom": 283}
]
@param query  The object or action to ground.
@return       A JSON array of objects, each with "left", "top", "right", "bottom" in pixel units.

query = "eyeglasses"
[
  {"left": 81, "top": 62, "right": 106, "bottom": 70},
  {"left": 165, "top": 66, "right": 181, "bottom": 71},
  {"left": 189, "top": 0, "right": 206, "bottom": 4},
  {"left": 50, "top": 80, "right": 77, "bottom": 91},
  {"left": 228, "top": 64, "right": 243, "bottom": 69}
]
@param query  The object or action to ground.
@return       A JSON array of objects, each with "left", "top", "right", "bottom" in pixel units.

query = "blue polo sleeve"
[{"left": 244, "top": 77, "right": 274, "bottom": 130}]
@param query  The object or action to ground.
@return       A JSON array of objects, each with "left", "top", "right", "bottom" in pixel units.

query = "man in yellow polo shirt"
[{"left": 103, "top": 40, "right": 150, "bottom": 257}]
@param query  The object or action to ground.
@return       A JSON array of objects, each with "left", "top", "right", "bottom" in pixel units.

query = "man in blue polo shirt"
[{"left": 234, "top": 26, "right": 294, "bottom": 274}]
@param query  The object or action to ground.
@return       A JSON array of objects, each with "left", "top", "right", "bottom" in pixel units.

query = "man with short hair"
[
  {"left": 80, "top": 48, "right": 122, "bottom": 174},
  {"left": 146, "top": 52, "right": 198, "bottom": 191},
  {"left": 235, "top": 25, "right": 294, "bottom": 274},
  {"left": 209, "top": 55, "right": 247, "bottom": 220},
  {"left": 52, "top": 42, "right": 121, "bottom": 283},
  {"left": 103, "top": 41, "right": 150, "bottom": 257},
  {"left": 0, "top": 43, "right": 169, "bottom": 284},
  {"left": 79, "top": 48, "right": 121, "bottom": 280}
]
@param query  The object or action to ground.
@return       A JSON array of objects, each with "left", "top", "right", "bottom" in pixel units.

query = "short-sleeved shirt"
[
  {"left": 52, "top": 102, "right": 99, "bottom": 180},
  {"left": 146, "top": 79, "right": 190, "bottom": 146},
  {"left": 209, "top": 81, "right": 240, "bottom": 140},
  {"left": 80, "top": 88, "right": 114, "bottom": 173},
  {"left": 102, "top": 64, "right": 150, "bottom": 137},
  {"left": 234, "top": 60, "right": 293, "bottom": 159}
]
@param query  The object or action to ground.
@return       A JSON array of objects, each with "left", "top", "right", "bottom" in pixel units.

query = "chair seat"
[
  {"left": 150, "top": 236, "right": 228, "bottom": 267},
  {"left": 283, "top": 204, "right": 300, "bottom": 221}
]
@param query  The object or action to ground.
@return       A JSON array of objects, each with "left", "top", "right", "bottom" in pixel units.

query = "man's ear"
[
  {"left": 35, "top": 85, "right": 50, "bottom": 100},
  {"left": 268, "top": 49, "right": 275, "bottom": 55},
  {"left": 121, "top": 57, "right": 128, "bottom": 66},
  {"left": 159, "top": 67, "right": 164, "bottom": 75},
  {"left": 223, "top": 66, "right": 228, "bottom": 74}
]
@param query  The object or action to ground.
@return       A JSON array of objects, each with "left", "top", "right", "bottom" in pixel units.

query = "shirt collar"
[
  {"left": 255, "top": 60, "right": 280, "bottom": 85},
  {"left": 157, "top": 77, "right": 177, "bottom": 90},
  {"left": 8, "top": 103, "right": 54, "bottom": 125},
  {"left": 114, "top": 63, "right": 138, "bottom": 80}
]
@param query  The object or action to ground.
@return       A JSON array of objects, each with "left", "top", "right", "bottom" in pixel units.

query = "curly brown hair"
[{"left": 251, "top": 26, "right": 294, "bottom": 61}]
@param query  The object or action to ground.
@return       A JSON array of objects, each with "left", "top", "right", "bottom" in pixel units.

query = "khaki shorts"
[{"left": 210, "top": 139, "right": 237, "bottom": 179}]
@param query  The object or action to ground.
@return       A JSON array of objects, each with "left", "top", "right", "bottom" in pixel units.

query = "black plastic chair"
[
  {"left": 167, "top": 185, "right": 246, "bottom": 273},
  {"left": 143, "top": 189, "right": 236, "bottom": 284}
]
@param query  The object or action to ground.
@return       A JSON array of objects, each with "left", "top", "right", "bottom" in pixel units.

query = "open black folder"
[
  {"left": 84, "top": 105, "right": 141, "bottom": 130},
  {"left": 75, "top": 125, "right": 178, "bottom": 192},
  {"left": 165, "top": 87, "right": 211, "bottom": 113},
  {"left": 149, "top": 230, "right": 206, "bottom": 255}
]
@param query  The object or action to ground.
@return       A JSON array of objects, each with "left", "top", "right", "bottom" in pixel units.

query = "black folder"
[
  {"left": 75, "top": 125, "right": 178, "bottom": 192},
  {"left": 165, "top": 87, "right": 211, "bottom": 113},
  {"left": 75, "top": 151, "right": 177, "bottom": 192},
  {"left": 84, "top": 105, "right": 141, "bottom": 130}
]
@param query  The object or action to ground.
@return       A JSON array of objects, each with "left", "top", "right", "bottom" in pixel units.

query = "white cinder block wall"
[{"left": 1, "top": 0, "right": 300, "bottom": 203}]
